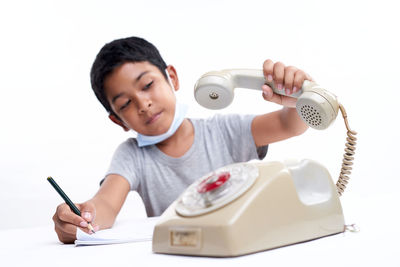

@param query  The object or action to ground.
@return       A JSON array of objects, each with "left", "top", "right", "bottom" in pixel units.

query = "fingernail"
[
  {"left": 263, "top": 90, "right": 269, "bottom": 98},
  {"left": 80, "top": 221, "right": 88, "bottom": 227},
  {"left": 285, "top": 88, "right": 290, "bottom": 95},
  {"left": 267, "top": 75, "right": 273, "bottom": 81},
  {"left": 293, "top": 86, "right": 298, "bottom": 93},
  {"left": 83, "top": 212, "right": 91, "bottom": 220},
  {"left": 277, "top": 84, "right": 282, "bottom": 90}
]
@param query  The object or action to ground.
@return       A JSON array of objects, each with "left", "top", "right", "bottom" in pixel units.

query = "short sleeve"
[
  {"left": 214, "top": 114, "right": 268, "bottom": 162},
  {"left": 103, "top": 139, "right": 140, "bottom": 190}
]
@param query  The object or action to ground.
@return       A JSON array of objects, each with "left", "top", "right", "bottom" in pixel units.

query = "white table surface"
[{"left": 0, "top": 213, "right": 398, "bottom": 267}]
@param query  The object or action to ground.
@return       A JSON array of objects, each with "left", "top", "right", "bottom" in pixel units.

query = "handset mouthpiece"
[{"left": 296, "top": 81, "right": 339, "bottom": 130}]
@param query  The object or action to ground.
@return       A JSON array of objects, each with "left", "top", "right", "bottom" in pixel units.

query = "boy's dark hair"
[{"left": 90, "top": 37, "right": 167, "bottom": 114}]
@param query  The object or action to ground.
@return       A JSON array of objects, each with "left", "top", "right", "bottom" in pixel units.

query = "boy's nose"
[{"left": 138, "top": 99, "right": 152, "bottom": 114}]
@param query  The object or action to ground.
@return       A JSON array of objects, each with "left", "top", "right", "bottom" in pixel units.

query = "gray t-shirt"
[{"left": 105, "top": 114, "right": 267, "bottom": 217}]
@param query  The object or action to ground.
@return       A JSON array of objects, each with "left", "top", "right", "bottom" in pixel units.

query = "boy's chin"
[{"left": 139, "top": 127, "right": 170, "bottom": 137}]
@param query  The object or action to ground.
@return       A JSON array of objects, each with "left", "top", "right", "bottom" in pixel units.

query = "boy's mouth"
[{"left": 146, "top": 111, "right": 162, "bottom": 125}]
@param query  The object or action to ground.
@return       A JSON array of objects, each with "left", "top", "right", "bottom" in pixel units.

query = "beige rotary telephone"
[{"left": 152, "top": 69, "right": 357, "bottom": 257}]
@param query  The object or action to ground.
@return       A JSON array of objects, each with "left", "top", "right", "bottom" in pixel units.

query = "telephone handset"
[
  {"left": 152, "top": 69, "right": 358, "bottom": 257},
  {"left": 194, "top": 69, "right": 339, "bottom": 130}
]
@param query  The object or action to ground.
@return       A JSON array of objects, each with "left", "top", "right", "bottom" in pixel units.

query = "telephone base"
[{"left": 152, "top": 160, "right": 345, "bottom": 257}]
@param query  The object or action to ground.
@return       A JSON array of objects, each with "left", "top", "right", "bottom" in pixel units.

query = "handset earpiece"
[
  {"left": 194, "top": 69, "right": 339, "bottom": 130},
  {"left": 193, "top": 70, "right": 236, "bottom": 110}
]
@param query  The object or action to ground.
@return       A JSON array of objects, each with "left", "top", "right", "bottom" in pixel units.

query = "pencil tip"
[{"left": 88, "top": 223, "right": 96, "bottom": 234}]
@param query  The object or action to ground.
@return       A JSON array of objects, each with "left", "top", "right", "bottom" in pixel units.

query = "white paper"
[{"left": 75, "top": 217, "right": 159, "bottom": 246}]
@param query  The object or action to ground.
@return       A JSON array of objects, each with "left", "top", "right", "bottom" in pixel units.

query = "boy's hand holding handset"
[{"left": 261, "top": 59, "right": 313, "bottom": 108}]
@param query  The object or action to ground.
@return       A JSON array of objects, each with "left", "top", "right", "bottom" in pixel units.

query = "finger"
[
  {"left": 284, "top": 66, "right": 297, "bottom": 95},
  {"left": 54, "top": 212, "right": 97, "bottom": 237},
  {"left": 262, "top": 84, "right": 274, "bottom": 100},
  {"left": 55, "top": 218, "right": 78, "bottom": 236},
  {"left": 273, "top": 62, "right": 285, "bottom": 91},
  {"left": 262, "top": 85, "right": 297, "bottom": 108},
  {"left": 78, "top": 202, "right": 96, "bottom": 223},
  {"left": 293, "top": 70, "right": 307, "bottom": 93},
  {"left": 262, "top": 59, "right": 274, "bottom": 83},
  {"left": 78, "top": 223, "right": 99, "bottom": 235},
  {"left": 56, "top": 203, "right": 87, "bottom": 227},
  {"left": 262, "top": 84, "right": 284, "bottom": 104},
  {"left": 53, "top": 214, "right": 78, "bottom": 243},
  {"left": 55, "top": 229, "right": 76, "bottom": 244}
]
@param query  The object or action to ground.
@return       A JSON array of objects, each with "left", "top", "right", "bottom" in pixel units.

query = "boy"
[{"left": 52, "top": 36, "right": 310, "bottom": 243}]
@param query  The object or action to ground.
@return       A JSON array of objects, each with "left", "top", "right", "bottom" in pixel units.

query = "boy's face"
[{"left": 104, "top": 61, "right": 178, "bottom": 136}]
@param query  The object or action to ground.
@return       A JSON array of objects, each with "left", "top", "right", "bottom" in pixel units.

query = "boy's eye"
[
  {"left": 143, "top": 81, "right": 153, "bottom": 90},
  {"left": 119, "top": 99, "right": 131, "bottom": 111}
]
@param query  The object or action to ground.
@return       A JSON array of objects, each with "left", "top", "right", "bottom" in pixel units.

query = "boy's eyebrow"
[
  {"left": 111, "top": 93, "right": 124, "bottom": 104},
  {"left": 135, "top": 71, "right": 149, "bottom": 83},
  {"left": 111, "top": 71, "right": 150, "bottom": 104}
]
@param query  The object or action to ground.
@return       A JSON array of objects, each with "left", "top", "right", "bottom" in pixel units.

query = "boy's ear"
[
  {"left": 108, "top": 114, "right": 130, "bottom": 132},
  {"left": 165, "top": 65, "right": 179, "bottom": 91}
]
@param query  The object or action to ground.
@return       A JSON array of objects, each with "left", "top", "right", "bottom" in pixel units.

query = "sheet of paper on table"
[{"left": 75, "top": 217, "right": 159, "bottom": 246}]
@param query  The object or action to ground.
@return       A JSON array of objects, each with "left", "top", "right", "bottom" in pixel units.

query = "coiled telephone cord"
[{"left": 336, "top": 104, "right": 357, "bottom": 196}]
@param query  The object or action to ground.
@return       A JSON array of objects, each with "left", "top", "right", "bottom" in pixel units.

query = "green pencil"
[{"left": 47, "top": 176, "right": 95, "bottom": 233}]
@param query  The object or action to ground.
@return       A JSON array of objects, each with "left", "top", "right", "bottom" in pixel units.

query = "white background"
[{"left": 0, "top": 0, "right": 398, "bottom": 245}]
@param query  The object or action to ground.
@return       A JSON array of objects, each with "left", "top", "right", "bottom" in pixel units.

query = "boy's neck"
[{"left": 156, "top": 118, "right": 194, "bottom": 158}]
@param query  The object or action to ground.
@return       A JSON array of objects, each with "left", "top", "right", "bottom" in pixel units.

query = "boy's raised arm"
[{"left": 251, "top": 59, "right": 310, "bottom": 147}]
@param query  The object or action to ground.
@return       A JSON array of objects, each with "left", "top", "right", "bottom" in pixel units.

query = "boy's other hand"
[
  {"left": 261, "top": 59, "right": 312, "bottom": 108},
  {"left": 52, "top": 201, "right": 99, "bottom": 244}
]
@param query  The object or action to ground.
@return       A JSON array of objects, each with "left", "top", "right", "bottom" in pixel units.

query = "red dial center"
[{"left": 197, "top": 172, "right": 231, "bottom": 194}]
